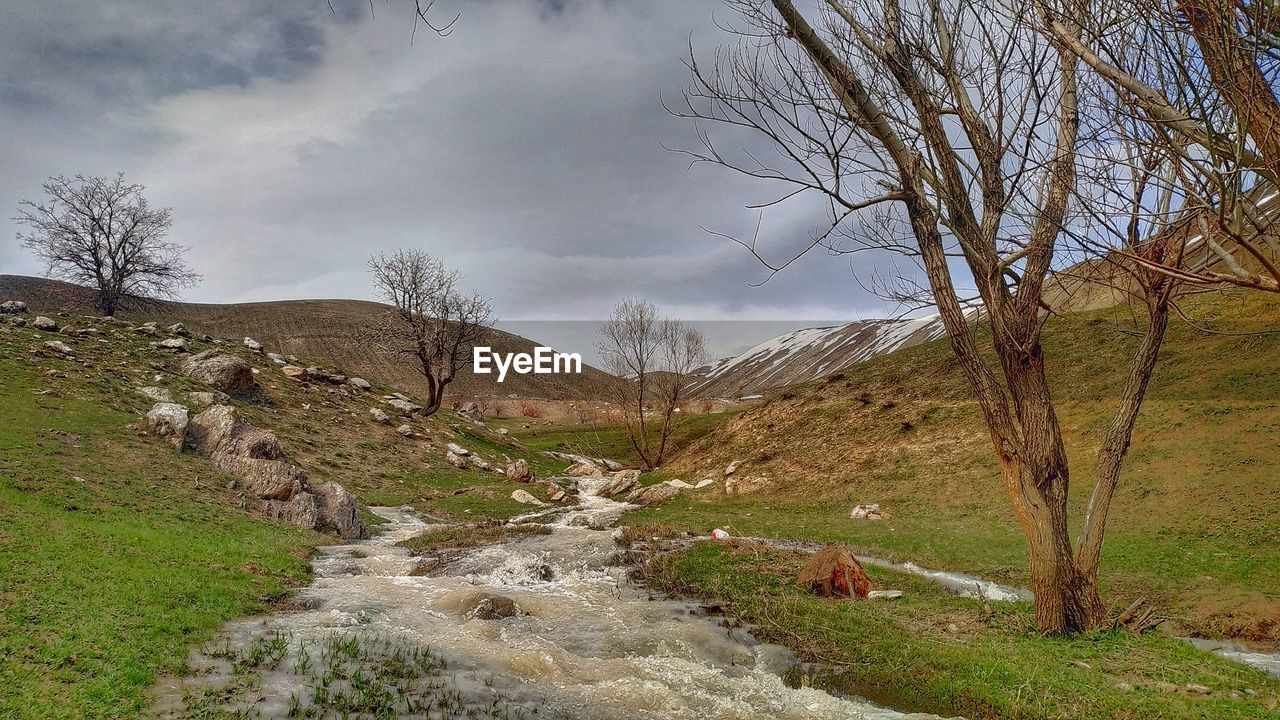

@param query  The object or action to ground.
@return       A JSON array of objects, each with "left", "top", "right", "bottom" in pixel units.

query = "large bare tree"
[
  {"left": 671, "top": 0, "right": 1218, "bottom": 633},
  {"left": 597, "top": 299, "right": 707, "bottom": 469},
  {"left": 14, "top": 174, "right": 199, "bottom": 317},
  {"left": 368, "top": 249, "right": 493, "bottom": 416}
]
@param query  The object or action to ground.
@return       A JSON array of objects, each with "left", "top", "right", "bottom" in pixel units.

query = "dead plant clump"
[
  {"left": 516, "top": 400, "right": 543, "bottom": 418},
  {"left": 797, "top": 543, "right": 873, "bottom": 599}
]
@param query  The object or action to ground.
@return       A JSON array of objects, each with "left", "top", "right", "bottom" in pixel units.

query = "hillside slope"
[
  {"left": 647, "top": 289, "right": 1280, "bottom": 641},
  {"left": 0, "top": 275, "right": 613, "bottom": 401}
]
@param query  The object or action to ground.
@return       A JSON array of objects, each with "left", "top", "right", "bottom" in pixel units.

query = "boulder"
[
  {"left": 446, "top": 450, "right": 469, "bottom": 469},
  {"left": 32, "top": 316, "right": 58, "bottom": 332},
  {"left": 565, "top": 462, "right": 603, "bottom": 478},
  {"left": 166, "top": 323, "right": 189, "bottom": 336},
  {"left": 186, "top": 390, "right": 227, "bottom": 408},
  {"left": 505, "top": 459, "right": 534, "bottom": 483},
  {"left": 349, "top": 377, "right": 372, "bottom": 390},
  {"left": 266, "top": 352, "right": 289, "bottom": 365},
  {"left": 260, "top": 492, "right": 318, "bottom": 532},
  {"left": 725, "top": 475, "right": 772, "bottom": 496},
  {"left": 9, "top": 316, "right": 27, "bottom": 327},
  {"left": 135, "top": 386, "right": 174, "bottom": 403},
  {"left": 387, "top": 398, "right": 422, "bottom": 416},
  {"left": 132, "top": 325, "right": 157, "bottom": 336},
  {"left": 594, "top": 469, "right": 640, "bottom": 499},
  {"left": 0, "top": 300, "right": 27, "bottom": 314},
  {"left": 243, "top": 337, "right": 263, "bottom": 353},
  {"left": 797, "top": 543, "right": 873, "bottom": 599},
  {"left": 446, "top": 442, "right": 471, "bottom": 456},
  {"left": 152, "top": 338, "right": 189, "bottom": 353},
  {"left": 182, "top": 350, "right": 256, "bottom": 396},
  {"left": 282, "top": 365, "right": 307, "bottom": 380},
  {"left": 314, "top": 481, "right": 365, "bottom": 539},
  {"left": 369, "top": 408, "right": 391, "bottom": 424},
  {"left": 462, "top": 593, "right": 522, "bottom": 620},
  {"left": 511, "top": 489, "right": 548, "bottom": 506},
  {"left": 469, "top": 455, "right": 493, "bottom": 471},
  {"left": 457, "top": 401, "right": 483, "bottom": 421},
  {"left": 43, "top": 340, "right": 74, "bottom": 356},
  {"left": 850, "top": 503, "right": 892, "bottom": 520},
  {"left": 146, "top": 403, "right": 189, "bottom": 448},
  {"left": 626, "top": 483, "right": 679, "bottom": 506},
  {"left": 396, "top": 424, "right": 416, "bottom": 438}
]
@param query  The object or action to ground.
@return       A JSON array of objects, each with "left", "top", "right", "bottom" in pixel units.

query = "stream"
[{"left": 153, "top": 486, "right": 948, "bottom": 719}]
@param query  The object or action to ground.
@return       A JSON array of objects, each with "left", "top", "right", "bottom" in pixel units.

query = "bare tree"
[
  {"left": 597, "top": 299, "right": 707, "bottom": 469},
  {"left": 671, "top": 0, "right": 1217, "bottom": 633},
  {"left": 1043, "top": 0, "right": 1280, "bottom": 293},
  {"left": 367, "top": 249, "right": 493, "bottom": 416},
  {"left": 14, "top": 174, "right": 199, "bottom": 317}
]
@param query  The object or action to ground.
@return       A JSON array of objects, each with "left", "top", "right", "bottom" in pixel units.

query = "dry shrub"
[
  {"left": 516, "top": 400, "right": 543, "bottom": 418},
  {"left": 697, "top": 399, "right": 714, "bottom": 414},
  {"left": 797, "top": 543, "right": 873, "bottom": 599}
]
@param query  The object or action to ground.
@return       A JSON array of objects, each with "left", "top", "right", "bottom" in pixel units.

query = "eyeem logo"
[{"left": 473, "top": 346, "right": 582, "bottom": 382}]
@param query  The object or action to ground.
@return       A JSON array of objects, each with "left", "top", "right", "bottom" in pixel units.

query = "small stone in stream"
[
  {"left": 462, "top": 593, "right": 523, "bottom": 620},
  {"left": 32, "top": 316, "right": 58, "bottom": 331}
]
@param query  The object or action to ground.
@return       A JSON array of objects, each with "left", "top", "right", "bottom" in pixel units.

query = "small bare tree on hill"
[
  {"left": 14, "top": 174, "right": 199, "bottom": 317},
  {"left": 597, "top": 298, "right": 707, "bottom": 469},
  {"left": 367, "top": 249, "right": 493, "bottom": 417}
]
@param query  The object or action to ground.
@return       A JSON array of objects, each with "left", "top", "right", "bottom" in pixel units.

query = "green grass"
[
  {"left": 501, "top": 409, "right": 742, "bottom": 467},
  {"left": 650, "top": 541, "right": 1280, "bottom": 720},
  {"left": 0, "top": 324, "right": 315, "bottom": 718}
]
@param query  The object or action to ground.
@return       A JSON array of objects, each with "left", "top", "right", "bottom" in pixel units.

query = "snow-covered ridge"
[{"left": 689, "top": 314, "right": 950, "bottom": 399}]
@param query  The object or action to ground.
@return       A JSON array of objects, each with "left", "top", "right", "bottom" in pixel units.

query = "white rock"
[
  {"left": 663, "top": 479, "right": 694, "bottom": 489},
  {"left": 694, "top": 479, "right": 715, "bottom": 489},
  {"left": 243, "top": 337, "right": 263, "bottom": 352},
  {"left": 135, "top": 386, "right": 173, "bottom": 403},
  {"left": 43, "top": 340, "right": 73, "bottom": 355},
  {"left": 146, "top": 402, "right": 189, "bottom": 448},
  {"left": 724, "top": 460, "right": 743, "bottom": 476},
  {"left": 349, "top": 377, "right": 372, "bottom": 390},
  {"left": 511, "top": 489, "right": 548, "bottom": 507},
  {"left": 369, "top": 408, "right": 391, "bottom": 424},
  {"left": 867, "top": 590, "right": 903, "bottom": 600},
  {"left": 446, "top": 442, "right": 470, "bottom": 456},
  {"left": 446, "top": 450, "right": 468, "bottom": 469}
]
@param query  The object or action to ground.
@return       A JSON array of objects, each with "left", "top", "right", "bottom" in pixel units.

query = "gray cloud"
[{"left": 0, "top": 0, "right": 907, "bottom": 358}]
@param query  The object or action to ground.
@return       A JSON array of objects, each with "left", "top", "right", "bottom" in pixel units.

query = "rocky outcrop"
[
  {"left": 182, "top": 350, "right": 256, "bottom": 396},
  {"left": 594, "top": 469, "right": 640, "bottom": 499},
  {"left": 446, "top": 451, "right": 468, "bottom": 469},
  {"left": 457, "top": 401, "right": 483, "bottom": 421},
  {"left": 182, "top": 404, "right": 365, "bottom": 539},
  {"left": 152, "top": 338, "right": 189, "bottom": 353},
  {"left": 146, "top": 403, "right": 190, "bottom": 448},
  {"left": 349, "top": 377, "right": 372, "bottom": 391},
  {"left": 565, "top": 462, "right": 603, "bottom": 478},
  {"left": 1, "top": 301, "right": 27, "bottom": 314},
  {"left": 43, "top": 340, "right": 74, "bottom": 356}
]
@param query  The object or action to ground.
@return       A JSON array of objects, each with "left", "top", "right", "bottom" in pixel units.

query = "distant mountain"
[
  {"left": 688, "top": 314, "right": 949, "bottom": 399},
  {"left": 0, "top": 275, "right": 613, "bottom": 400}
]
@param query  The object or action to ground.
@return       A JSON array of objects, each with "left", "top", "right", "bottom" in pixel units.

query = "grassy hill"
[
  {"left": 0, "top": 275, "right": 614, "bottom": 401},
  {"left": 0, "top": 307, "right": 571, "bottom": 718}
]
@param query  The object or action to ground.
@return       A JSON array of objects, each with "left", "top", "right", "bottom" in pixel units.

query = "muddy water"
[{"left": 155, "top": 492, "right": 948, "bottom": 719}]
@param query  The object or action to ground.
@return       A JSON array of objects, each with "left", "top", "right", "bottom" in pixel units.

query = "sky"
[{"left": 0, "top": 0, "right": 909, "bottom": 358}]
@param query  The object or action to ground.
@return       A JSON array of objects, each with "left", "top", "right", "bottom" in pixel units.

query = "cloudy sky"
[{"left": 0, "top": 0, "right": 910, "bottom": 356}]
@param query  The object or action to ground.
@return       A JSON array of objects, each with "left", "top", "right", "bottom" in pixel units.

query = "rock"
[
  {"left": 594, "top": 469, "right": 640, "bottom": 498},
  {"left": 186, "top": 405, "right": 302, "bottom": 500},
  {"left": 146, "top": 403, "right": 190, "bottom": 448},
  {"left": 725, "top": 475, "right": 772, "bottom": 495},
  {"left": 798, "top": 543, "right": 873, "bottom": 599},
  {"left": 663, "top": 479, "right": 693, "bottom": 489},
  {"left": 469, "top": 455, "right": 493, "bottom": 471},
  {"left": 387, "top": 398, "right": 422, "bottom": 416},
  {"left": 58, "top": 325, "right": 78, "bottom": 336},
  {"left": 446, "top": 442, "right": 471, "bottom": 456},
  {"left": 462, "top": 593, "right": 522, "bottom": 620},
  {"left": 166, "top": 323, "right": 189, "bottom": 336},
  {"left": 511, "top": 489, "right": 548, "bottom": 506},
  {"left": 850, "top": 503, "right": 892, "bottom": 520},
  {"left": 43, "top": 340, "right": 74, "bottom": 356},
  {"left": 544, "top": 483, "right": 567, "bottom": 502},
  {"left": 76, "top": 327, "right": 101, "bottom": 337},
  {"left": 694, "top": 479, "right": 715, "bottom": 489},
  {"left": 266, "top": 352, "right": 288, "bottom": 365},
  {"left": 369, "top": 408, "right": 391, "bottom": 424},
  {"left": 565, "top": 462, "right": 604, "bottom": 478},
  {"left": 867, "top": 590, "right": 904, "bottom": 600},
  {"left": 497, "top": 428, "right": 509, "bottom": 435},
  {"left": 725, "top": 460, "right": 743, "bottom": 476},
  {"left": 135, "top": 386, "right": 173, "bottom": 403},
  {"left": 1184, "top": 684, "right": 1212, "bottom": 696},
  {"left": 457, "top": 401, "right": 483, "bottom": 421},
  {"left": 182, "top": 349, "right": 256, "bottom": 396},
  {"left": 282, "top": 365, "right": 307, "bottom": 380},
  {"left": 132, "top": 325, "right": 157, "bottom": 336},
  {"left": 349, "top": 377, "right": 372, "bottom": 390},
  {"left": 260, "top": 492, "right": 318, "bottom": 531},
  {"left": 446, "top": 450, "right": 469, "bottom": 469},
  {"left": 626, "top": 483, "right": 680, "bottom": 506},
  {"left": 186, "top": 391, "right": 226, "bottom": 408},
  {"left": 0, "top": 300, "right": 27, "bottom": 314},
  {"left": 396, "top": 424, "right": 416, "bottom": 438},
  {"left": 32, "top": 316, "right": 58, "bottom": 332},
  {"left": 9, "top": 316, "right": 27, "bottom": 327},
  {"left": 505, "top": 459, "right": 534, "bottom": 483},
  {"left": 314, "top": 481, "right": 365, "bottom": 539},
  {"left": 243, "top": 337, "right": 263, "bottom": 353},
  {"left": 152, "top": 338, "right": 189, "bottom": 353}
]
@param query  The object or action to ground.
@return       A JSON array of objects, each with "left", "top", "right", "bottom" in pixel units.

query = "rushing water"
[{"left": 154, "top": 489, "right": 949, "bottom": 719}]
